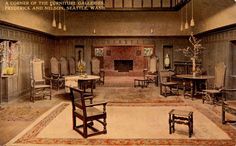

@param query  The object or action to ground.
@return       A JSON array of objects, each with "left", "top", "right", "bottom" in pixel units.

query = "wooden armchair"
[
  {"left": 69, "top": 87, "right": 107, "bottom": 138},
  {"left": 91, "top": 57, "right": 105, "bottom": 85},
  {"left": 143, "top": 55, "right": 159, "bottom": 86},
  {"left": 30, "top": 58, "right": 52, "bottom": 102},
  {"left": 50, "top": 57, "right": 64, "bottom": 90},
  {"left": 159, "top": 70, "right": 178, "bottom": 97},
  {"left": 203, "top": 62, "right": 226, "bottom": 104}
]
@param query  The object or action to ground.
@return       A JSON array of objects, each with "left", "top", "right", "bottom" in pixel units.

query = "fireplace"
[{"left": 114, "top": 60, "right": 133, "bottom": 72}]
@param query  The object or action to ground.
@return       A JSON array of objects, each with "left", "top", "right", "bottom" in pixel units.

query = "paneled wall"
[
  {"left": 200, "top": 27, "right": 236, "bottom": 99},
  {"left": 54, "top": 36, "right": 189, "bottom": 73},
  {"left": 0, "top": 24, "right": 54, "bottom": 101}
]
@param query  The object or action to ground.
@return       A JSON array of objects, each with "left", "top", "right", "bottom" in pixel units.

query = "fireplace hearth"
[{"left": 114, "top": 60, "right": 133, "bottom": 72}]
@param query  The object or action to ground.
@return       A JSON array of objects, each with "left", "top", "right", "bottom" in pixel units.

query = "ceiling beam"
[{"left": 55, "top": 0, "right": 191, "bottom": 12}]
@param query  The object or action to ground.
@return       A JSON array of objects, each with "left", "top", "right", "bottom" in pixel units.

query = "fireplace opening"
[{"left": 114, "top": 60, "right": 133, "bottom": 72}]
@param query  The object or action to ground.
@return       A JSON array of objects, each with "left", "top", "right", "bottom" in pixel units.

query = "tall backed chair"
[
  {"left": 60, "top": 57, "right": 69, "bottom": 76},
  {"left": 69, "top": 87, "right": 107, "bottom": 138},
  {"left": 144, "top": 55, "right": 159, "bottom": 86},
  {"left": 91, "top": 57, "right": 105, "bottom": 85},
  {"left": 203, "top": 62, "right": 226, "bottom": 104},
  {"left": 159, "top": 70, "right": 178, "bottom": 97},
  {"left": 68, "top": 57, "right": 76, "bottom": 75},
  {"left": 30, "top": 58, "right": 51, "bottom": 102},
  {"left": 50, "top": 57, "right": 64, "bottom": 90}
]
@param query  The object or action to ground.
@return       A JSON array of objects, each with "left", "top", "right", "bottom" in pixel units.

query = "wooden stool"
[
  {"left": 134, "top": 79, "right": 148, "bottom": 88},
  {"left": 169, "top": 109, "right": 193, "bottom": 138}
]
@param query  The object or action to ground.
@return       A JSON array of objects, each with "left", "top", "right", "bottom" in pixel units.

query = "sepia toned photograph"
[{"left": 0, "top": 0, "right": 236, "bottom": 145}]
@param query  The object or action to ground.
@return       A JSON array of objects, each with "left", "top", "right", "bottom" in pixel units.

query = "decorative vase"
[
  {"left": 191, "top": 57, "right": 196, "bottom": 77},
  {"left": 7, "top": 67, "right": 14, "bottom": 75}
]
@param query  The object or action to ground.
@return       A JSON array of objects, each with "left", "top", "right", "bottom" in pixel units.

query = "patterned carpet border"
[{"left": 11, "top": 102, "right": 236, "bottom": 146}]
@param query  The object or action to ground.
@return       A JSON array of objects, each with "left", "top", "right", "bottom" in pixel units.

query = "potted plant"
[{"left": 178, "top": 33, "right": 205, "bottom": 76}]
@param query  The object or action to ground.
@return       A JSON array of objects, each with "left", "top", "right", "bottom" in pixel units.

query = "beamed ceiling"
[{"left": 56, "top": 0, "right": 191, "bottom": 11}]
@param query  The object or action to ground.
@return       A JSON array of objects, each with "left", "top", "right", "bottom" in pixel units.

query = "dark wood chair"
[
  {"left": 91, "top": 57, "right": 105, "bottom": 85},
  {"left": 30, "top": 58, "right": 52, "bottom": 102},
  {"left": 50, "top": 57, "right": 64, "bottom": 90},
  {"left": 143, "top": 55, "right": 159, "bottom": 86},
  {"left": 203, "top": 62, "right": 226, "bottom": 104},
  {"left": 69, "top": 87, "right": 107, "bottom": 138},
  {"left": 159, "top": 70, "right": 179, "bottom": 97}
]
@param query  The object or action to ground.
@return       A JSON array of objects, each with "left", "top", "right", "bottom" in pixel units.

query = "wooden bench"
[
  {"left": 169, "top": 109, "right": 193, "bottom": 138},
  {"left": 134, "top": 79, "right": 148, "bottom": 88}
]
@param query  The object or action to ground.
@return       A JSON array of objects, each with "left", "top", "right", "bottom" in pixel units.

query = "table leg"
[
  {"left": 169, "top": 113, "right": 172, "bottom": 134},
  {"left": 191, "top": 81, "right": 194, "bottom": 100},
  {"left": 222, "top": 103, "right": 226, "bottom": 124}
]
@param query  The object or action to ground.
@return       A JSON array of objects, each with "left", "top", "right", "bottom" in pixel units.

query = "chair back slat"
[
  {"left": 50, "top": 57, "right": 60, "bottom": 75},
  {"left": 60, "top": 57, "right": 69, "bottom": 76},
  {"left": 31, "top": 58, "right": 44, "bottom": 81},
  {"left": 70, "top": 87, "right": 87, "bottom": 117},
  {"left": 214, "top": 62, "right": 226, "bottom": 89},
  {"left": 160, "top": 70, "right": 175, "bottom": 83},
  {"left": 68, "top": 57, "right": 76, "bottom": 75},
  {"left": 148, "top": 55, "right": 158, "bottom": 74},
  {"left": 91, "top": 57, "right": 100, "bottom": 75}
]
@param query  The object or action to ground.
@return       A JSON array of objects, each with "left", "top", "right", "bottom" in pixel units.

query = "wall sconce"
[{"left": 93, "top": 29, "right": 96, "bottom": 34}]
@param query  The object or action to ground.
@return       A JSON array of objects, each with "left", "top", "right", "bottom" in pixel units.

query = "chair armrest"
[
  {"left": 86, "top": 101, "right": 108, "bottom": 107},
  {"left": 44, "top": 76, "right": 52, "bottom": 81}
]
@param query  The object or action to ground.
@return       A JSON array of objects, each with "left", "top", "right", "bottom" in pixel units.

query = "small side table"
[
  {"left": 134, "top": 79, "right": 148, "bottom": 88},
  {"left": 169, "top": 109, "right": 193, "bottom": 138}
]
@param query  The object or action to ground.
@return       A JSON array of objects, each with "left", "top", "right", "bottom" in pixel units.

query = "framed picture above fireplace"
[
  {"left": 95, "top": 48, "right": 104, "bottom": 57},
  {"left": 144, "top": 48, "right": 153, "bottom": 56}
]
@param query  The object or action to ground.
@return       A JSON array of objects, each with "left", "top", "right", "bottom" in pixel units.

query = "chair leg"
[
  {"left": 72, "top": 114, "right": 76, "bottom": 129},
  {"left": 83, "top": 121, "right": 88, "bottom": 138},
  {"left": 50, "top": 88, "right": 52, "bottom": 100},
  {"left": 104, "top": 117, "right": 107, "bottom": 133},
  {"left": 164, "top": 86, "right": 167, "bottom": 97}
]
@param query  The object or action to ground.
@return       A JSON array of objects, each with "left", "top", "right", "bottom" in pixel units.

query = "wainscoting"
[{"left": 0, "top": 24, "right": 54, "bottom": 101}]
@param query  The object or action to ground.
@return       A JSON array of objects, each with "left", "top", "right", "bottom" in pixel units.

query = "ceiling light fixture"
[
  {"left": 52, "top": 10, "right": 56, "bottom": 27},
  {"left": 180, "top": 8, "right": 183, "bottom": 31},
  {"left": 190, "top": 0, "right": 195, "bottom": 27},
  {"left": 58, "top": 10, "right": 62, "bottom": 29},
  {"left": 185, "top": 4, "right": 189, "bottom": 29},
  {"left": 63, "top": 9, "right": 67, "bottom": 31}
]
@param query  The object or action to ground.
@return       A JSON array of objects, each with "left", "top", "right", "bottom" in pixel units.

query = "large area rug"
[
  {"left": 94, "top": 87, "right": 185, "bottom": 106},
  {"left": 6, "top": 102, "right": 236, "bottom": 146}
]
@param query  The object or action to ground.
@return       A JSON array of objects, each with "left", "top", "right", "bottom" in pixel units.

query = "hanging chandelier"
[
  {"left": 184, "top": 4, "right": 189, "bottom": 30},
  {"left": 190, "top": 0, "right": 195, "bottom": 27},
  {"left": 52, "top": 9, "right": 67, "bottom": 31}
]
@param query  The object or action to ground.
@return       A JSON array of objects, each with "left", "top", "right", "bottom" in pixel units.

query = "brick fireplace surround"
[{"left": 102, "top": 46, "right": 146, "bottom": 76}]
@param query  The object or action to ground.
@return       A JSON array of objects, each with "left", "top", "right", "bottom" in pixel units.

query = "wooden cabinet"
[{"left": 174, "top": 61, "right": 192, "bottom": 75}]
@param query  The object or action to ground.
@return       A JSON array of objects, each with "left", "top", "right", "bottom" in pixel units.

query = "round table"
[
  {"left": 176, "top": 74, "right": 214, "bottom": 100},
  {"left": 64, "top": 75, "right": 100, "bottom": 93}
]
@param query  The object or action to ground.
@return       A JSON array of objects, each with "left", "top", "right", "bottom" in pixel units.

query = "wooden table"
[
  {"left": 176, "top": 74, "right": 214, "bottom": 100},
  {"left": 64, "top": 75, "right": 100, "bottom": 93}
]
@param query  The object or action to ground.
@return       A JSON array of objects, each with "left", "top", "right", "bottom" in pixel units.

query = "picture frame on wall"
[
  {"left": 95, "top": 48, "right": 104, "bottom": 57},
  {"left": 144, "top": 48, "right": 153, "bottom": 56}
]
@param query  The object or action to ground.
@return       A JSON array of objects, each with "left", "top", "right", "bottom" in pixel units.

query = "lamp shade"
[
  {"left": 52, "top": 19, "right": 56, "bottom": 27},
  {"left": 190, "top": 18, "right": 195, "bottom": 27},
  {"left": 58, "top": 22, "right": 62, "bottom": 29}
]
